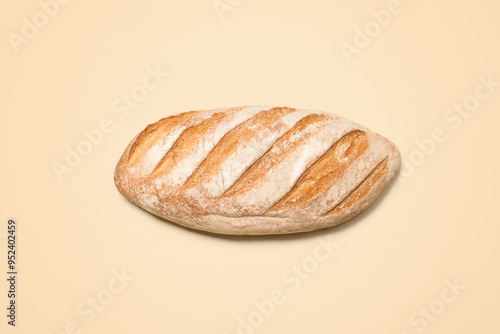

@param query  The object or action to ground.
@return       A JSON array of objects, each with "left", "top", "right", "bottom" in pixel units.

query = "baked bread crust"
[{"left": 114, "top": 106, "right": 401, "bottom": 235}]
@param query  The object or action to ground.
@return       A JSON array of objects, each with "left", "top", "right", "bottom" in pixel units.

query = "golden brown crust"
[
  {"left": 148, "top": 112, "right": 230, "bottom": 179},
  {"left": 266, "top": 130, "right": 369, "bottom": 214},
  {"left": 221, "top": 113, "right": 331, "bottom": 199},
  {"left": 127, "top": 111, "right": 198, "bottom": 166},
  {"left": 325, "top": 156, "right": 389, "bottom": 217},
  {"left": 181, "top": 107, "right": 296, "bottom": 191}
]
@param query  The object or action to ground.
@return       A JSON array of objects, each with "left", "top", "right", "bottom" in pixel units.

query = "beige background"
[{"left": 1, "top": 0, "right": 499, "bottom": 333}]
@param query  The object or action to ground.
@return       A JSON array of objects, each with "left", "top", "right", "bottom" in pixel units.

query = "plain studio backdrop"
[{"left": 1, "top": 0, "right": 499, "bottom": 333}]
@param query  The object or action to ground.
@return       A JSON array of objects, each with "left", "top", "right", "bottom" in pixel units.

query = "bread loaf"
[{"left": 114, "top": 106, "right": 401, "bottom": 235}]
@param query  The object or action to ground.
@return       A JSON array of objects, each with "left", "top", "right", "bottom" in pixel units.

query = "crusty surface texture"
[{"left": 114, "top": 106, "right": 401, "bottom": 235}]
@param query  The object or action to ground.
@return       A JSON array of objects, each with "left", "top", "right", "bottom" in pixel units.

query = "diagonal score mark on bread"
[
  {"left": 181, "top": 107, "right": 296, "bottom": 191},
  {"left": 147, "top": 111, "right": 233, "bottom": 179},
  {"left": 221, "top": 113, "right": 333, "bottom": 199},
  {"left": 265, "top": 130, "right": 369, "bottom": 215},
  {"left": 127, "top": 110, "right": 199, "bottom": 165},
  {"left": 324, "top": 156, "right": 389, "bottom": 217}
]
